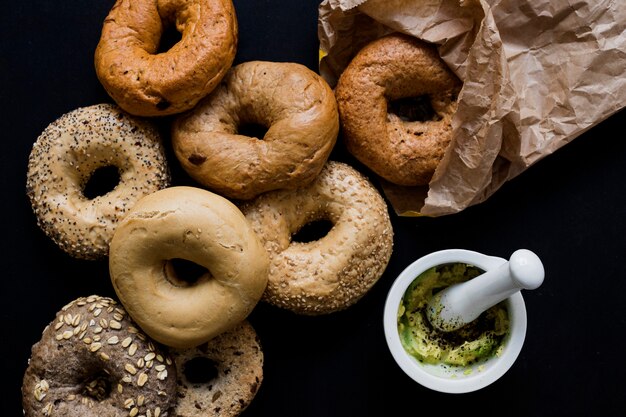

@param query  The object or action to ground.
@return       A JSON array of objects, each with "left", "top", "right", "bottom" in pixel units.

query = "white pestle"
[{"left": 426, "top": 249, "right": 545, "bottom": 332}]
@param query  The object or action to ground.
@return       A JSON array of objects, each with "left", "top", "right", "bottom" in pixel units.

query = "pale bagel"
[{"left": 108, "top": 186, "right": 269, "bottom": 349}]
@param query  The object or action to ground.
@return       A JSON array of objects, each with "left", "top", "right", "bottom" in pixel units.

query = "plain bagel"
[
  {"left": 335, "top": 33, "right": 462, "bottom": 186},
  {"left": 240, "top": 161, "right": 394, "bottom": 315},
  {"left": 171, "top": 60, "right": 339, "bottom": 200},
  {"left": 108, "top": 186, "right": 269, "bottom": 349},
  {"left": 94, "top": 0, "right": 238, "bottom": 116},
  {"left": 26, "top": 103, "right": 170, "bottom": 260}
]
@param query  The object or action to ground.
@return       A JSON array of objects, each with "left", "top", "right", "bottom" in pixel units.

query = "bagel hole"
[
  {"left": 81, "top": 371, "right": 111, "bottom": 402},
  {"left": 238, "top": 122, "right": 268, "bottom": 140},
  {"left": 83, "top": 165, "right": 120, "bottom": 199},
  {"left": 291, "top": 219, "right": 334, "bottom": 243},
  {"left": 388, "top": 95, "right": 440, "bottom": 122},
  {"left": 183, "top": 357, "right": 219, "bottom": 384},
  {"left": 164, "top": 258, "right": 210, "bottom": 287},
  {"left": 157, "top": 24, "right": 183, "bottom": 53}
]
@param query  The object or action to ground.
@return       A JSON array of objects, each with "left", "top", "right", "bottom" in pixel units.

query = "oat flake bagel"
[
  {"left": 108, "top": 186, "right": 269, "bottom": 349},
  {"left": 171, "top": 320, "right": 263, "bottom": 417},
  {"left": 335, "top": 33, "right": 463, "bottom": 186},
  {"left": 171, "top": 60, "right": 339, "bottom": 200},
  {"left": 94, "top": 0, "right": 238, "bottom": 117},
  {"left": 240, "top": 161, "right": 394, "bottom": 315},
  {"left": 21, "top": 295, "right": 177, "bottom": 417},
  {"left": 26, "top": 103, "right": 170, "bottom": 260}
]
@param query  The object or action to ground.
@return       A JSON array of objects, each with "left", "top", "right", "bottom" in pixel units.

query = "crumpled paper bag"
[{"left": 318, "top": 0, "right": 626, "bottom": 216}]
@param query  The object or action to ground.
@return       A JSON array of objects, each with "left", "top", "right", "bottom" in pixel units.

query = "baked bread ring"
[
  {"left": 108, "top": 186, "right": 269, "bottom": 349},
  {"left": 240, "top": 161, "right": 394, "bottom": 315},
  {"left": 171, "top": 60, "right": 339, "bottom": 200},
  {"left": 171, "top": 320, "right": 263, "bottom": 416},
  {"left": 26, "top": 103, "right": 170, "bottom": 260},
  {"left": 21, "top": 295, "right": 177, "bottom": 417},
  {"left": 335, "top": 33, "right": 462, "bottom": 186},
  {"left": 94, "top": 0, "right": 237, "bottom": 116}
]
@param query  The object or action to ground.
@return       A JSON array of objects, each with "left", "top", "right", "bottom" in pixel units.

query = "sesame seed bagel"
[
  {"left": 171, "top": 60, "right": 339, "bottom": 200},
  {"left": 21, "top": 295, "right": 177, "bottom": 417},
  {"left": 108, "top": 186, "right": 269, "bottom": 349},
  {"left": 335, "top": 33, "right": 462, "bottom": 186},
  {"left": 239, "top": 161, "right": 394, "bottom": 315},
  {"left": 94, "top": 0, "right": 237, "bottom": 116},
  {"left": 170, "top": 320, "right": 263, "bottom": 417},
  {"left": 26, "top": 103, "right": 170, "bottom": 260}
]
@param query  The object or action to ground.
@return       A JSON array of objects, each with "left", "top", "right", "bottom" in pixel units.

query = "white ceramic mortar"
[{"left": 383, "top": 249, "right": 541, "bottom": 393}]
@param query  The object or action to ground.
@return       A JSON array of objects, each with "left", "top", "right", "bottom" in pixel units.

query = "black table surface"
[{"left": 2, "top": 1, "right": 625, "bottom": 416}]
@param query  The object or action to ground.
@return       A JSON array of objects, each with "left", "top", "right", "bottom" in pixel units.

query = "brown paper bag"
[{"left": 318, "top": 0, "right": 626, "bottom": 216}]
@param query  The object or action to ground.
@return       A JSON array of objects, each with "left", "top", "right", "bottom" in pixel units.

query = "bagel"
[
  {"left": 335, "top": 33, "right": 462, "bottom": 186},
  {"left": 26, "top": 103, "right": 170, "bottom": 260},
  {"left": 171, "top": 320, "right": 263, "bottom": 416},
  {"left": 94, "top": 0, "right": 238, "bottom": 116},
  {"left": 239, "top": 161, "right": 394, "bottom": 315},
  {"left": 108, "top": 186, "right": 269, "bottom": 349},
  {"left": 21, "top": 295, "right": 177, "bottom": 417},
  {"left": 171, "top": 60, "right": 339, "bottom": 200}
]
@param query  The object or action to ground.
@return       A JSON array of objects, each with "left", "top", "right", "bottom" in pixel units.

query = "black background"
[{"left": 2, "top": 1, "right": 625, "bottom": 416}]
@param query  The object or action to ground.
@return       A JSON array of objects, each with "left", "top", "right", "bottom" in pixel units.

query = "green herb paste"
[{"left": 397, "top": 263, "right": 509, "bottom": 366}]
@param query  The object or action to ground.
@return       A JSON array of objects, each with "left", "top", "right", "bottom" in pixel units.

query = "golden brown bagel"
[
  {"left": 240, "top": 161, "right": 394, "bottom": 315},
  {"left": 108, "top": 186, "right": 269, "bottom": 349},
  {"left": 335, "top": 33, "right": 462, "bottom": 186},
  {"left": 171, "top": 60, "right": 339, "bottom": 200},
  {"left": 94, "top": 0, "right": 238, "bottom": 116}
]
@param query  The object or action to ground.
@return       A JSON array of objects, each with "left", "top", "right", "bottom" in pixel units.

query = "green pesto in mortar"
[{"left": 397, "top": 263, "right": 509, "bottom": 366}]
